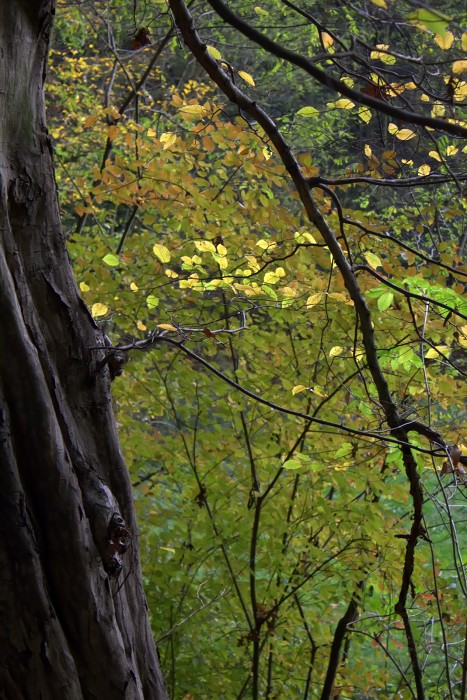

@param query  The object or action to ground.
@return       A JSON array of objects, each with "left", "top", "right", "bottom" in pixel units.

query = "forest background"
[{"left": 46, "top": 1, "right": 466, "bottom": 697}]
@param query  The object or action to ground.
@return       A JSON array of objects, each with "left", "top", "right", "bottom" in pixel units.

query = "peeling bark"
[{"left": 0, "top": 2, "right": 166, "bottom": 697}]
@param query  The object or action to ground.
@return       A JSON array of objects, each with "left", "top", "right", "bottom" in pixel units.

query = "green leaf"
[
  {"left": 406, "top": 8, "right": 451, "bottom": 37},
  {"left": 282, "top": 459, "right": 302, "bottom": 470},
  {"left": 146, "top": 295, "right": 159, "bottom": 309},
  {"left": 103, "top": 253, "right": 120, "bottom": 267},
  {"left": 377, "top": 291, "right": 394, "bottom": 311},
  {"left": 297, "top": 106, "right": 319, "bottom": 118}
]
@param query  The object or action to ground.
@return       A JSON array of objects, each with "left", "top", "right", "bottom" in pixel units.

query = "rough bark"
[{"left": 0, "top": 2, "right": 166, "bottom": 698}]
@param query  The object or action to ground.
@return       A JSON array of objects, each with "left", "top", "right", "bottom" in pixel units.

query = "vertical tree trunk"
[{"left": 0, "top": 2, "right": 166, "bottom": 697}]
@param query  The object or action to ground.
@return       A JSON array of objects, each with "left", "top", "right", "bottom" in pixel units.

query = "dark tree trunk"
[{"left": 0, "top": 2, "right": 167, "bottom": 697}]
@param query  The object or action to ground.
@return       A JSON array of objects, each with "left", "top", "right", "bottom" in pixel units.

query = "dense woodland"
[{"left": 2, "top": 0, "right": 466, "bottom": 698}]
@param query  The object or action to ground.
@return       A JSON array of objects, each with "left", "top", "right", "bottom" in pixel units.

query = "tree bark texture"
[{"left": 0, "top": 2, "right": 166, "bottom": 697}]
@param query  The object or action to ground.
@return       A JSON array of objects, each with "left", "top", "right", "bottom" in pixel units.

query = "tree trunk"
[{"left": 0, "top": 2, "right": 167, "bottom": 697}]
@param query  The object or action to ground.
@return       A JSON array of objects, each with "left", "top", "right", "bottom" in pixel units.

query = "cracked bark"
[{"left": 0, "top": 2, "right": 166, "bottom": 698}]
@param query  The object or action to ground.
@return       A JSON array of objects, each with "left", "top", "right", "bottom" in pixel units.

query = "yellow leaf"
[
  {"left": 370, "top": 46, "right": 396, "bottom": 65},
  {"left": 429, "top": 150, "right": 442, "bottom": 162},
  {"left": 395, "top": 128, "right": 416, "bottom": 141},
  {"left": 388, "top": 122, "right": 399, "bottom": 134},
  {"left": 418, "top": 164, "right": 431, "bottom": 176},
  {"left": 238, "top": 70, "right": 255, "bottom": 86},
  {"left": 264, "top": 271, "right": 279, "bottom": 284},
  {"left": 292, "top": 385, "right": 307, "bottom": 396},
  {"left": 254, "top": 6, "right": 269, "bottom": 15},
  {"left": 206, "top": 45, "right": 222, "bottom": 60},
  {"left": 80, "top": 282, "right": 90, "bottom": 292},
  {"left": 434, "top": 31, "right": 454, "bottom": 49},
  {"left": 431, "top": 103, "right": 445, "bottom": 118},
  {"left": 165, "top": 269, "right": 179, "bottom": 278},
  {"left": 334, "top": 98, "right": 355, "bottom": 109},
  {"left": 130, "top": 282, "right": 139, "bottom": 291},
  {"left": 281, "top": 287, "right": 297, "bottom": 298},
  {"left": 328, "top": 292, "right": 348, "bottom": 303},
  {"left": 329, "top": 346, "right": 343, "bottom": 358},
  {"left": 294, "top": 231, "right": 316, "bottom": 244},
  {"left": 425, "top": 346, "right": 449, "bottom": 359},
  {"left": 452, "top": 60, "right": 467, "bottom": 74},
  {"left": 462, "top": 32, "right": 467, "bottom": 52},
  {"left": 275, "top": 267, "right": 286, "bottom": 277},
  {"left": 179, "top": 104, "right": 207, "bottom": 117},
  {"left": 256, "top": 239, "right": 270, "bottom": 249},
  {"left": 306, "top": 293, "right": 323, "bottom": 307},
  {"left": 364, "top": 251, "right": 382, "bottom": 269},
  {"left": 321, "top": 32, "right": 334, "bottom": 48},
  {"left": 446, "top": 145, "right": 458, "bottom": 156},
  {"left": 157, "top": 324, "right": 177, "bottom": 331},
  {"left": 357, "top": 106, "right": 372, "bottom": 123},
  {"left": 364, "top": 144, "right": 372, "bottom": 158},
  {"left": 137, "top": 320, "right": 147, "bottom": 331},
  {"left": 91, "top": 303, "right": 108, "bottom": 318},
  {"left": 159, "top": 132, "right": 177, "bottom": 150},
  {"left": 195, "top": 240, "right": 216, "bottom": 252},
  {"left": 153, "top": 244, "right": 171, "bottom": 263},
  {"left": 370, "top": 0, "right": 387, "bottom": 7}
]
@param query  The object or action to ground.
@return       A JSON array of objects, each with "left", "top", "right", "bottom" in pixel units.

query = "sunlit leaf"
[
  {"left": 238, "top": 70, "right": 255, "bottom": 86},
  {"left": 329, "top": 346, "right": 343, "bottom": 357},
  {"left": 434, "top": 31, "right": 454, "bottom": 49},
  {"left": 153, "top": 244, "right": 171, "bottom": 263},
  {"left": 292, "top": 385, "right": 307, "bottom": 395},
  {"left": 406, "top": 8, "right": 451, "bottom": 37},
  {"left": 418, "top": 164, "right": 431, "bottom": 176},
  {"left": 103, "top": 253, "right": 120, "bottom": 267},
  {"left": 425, "top": 346, "right": 449, "bottom": 359},
  {"left": 282, "top": 459, "right": 302, "bottom": 470},
  {"left": 334, "top": 98, "right": 355, "bottom": 109},
  {"left": 296, "top": 106, "right": 319, "bottom": 118},
  {"left": 377, "top": 291, "right": 394, "bottom": 311},
  {"left": 206, "top": 45, "right": 222, "bottom": 60},
  {"left": 452, "top": 60, "right": 467, "bottom": 74},
  {"left": 321, "top": 32, "right": 334, "bottom": 49},
  {"left": 357, "top": 106, "right": 372, "bottom": 123},
  {"left": 179, "top": 104, "right": 207, "bottom": 117},
  {"left": 395, "top": 128, "right": 416, "bottom": 141},
  {"left": 91, "top": 303, "right": 108, "bottom": 318},
  {"left": 364, "top": 251, "right": 382, "bottom": 269},
  {"left": 306, "top": 293, "right": 323, "bottom": 307},
  {"left": 146, "top": 295, "right": 159, "bottom": 310}
]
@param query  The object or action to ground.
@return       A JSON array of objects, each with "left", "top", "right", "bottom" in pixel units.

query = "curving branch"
[{"left": 203, "top": 0, "right": 467, "bottom": 139}]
